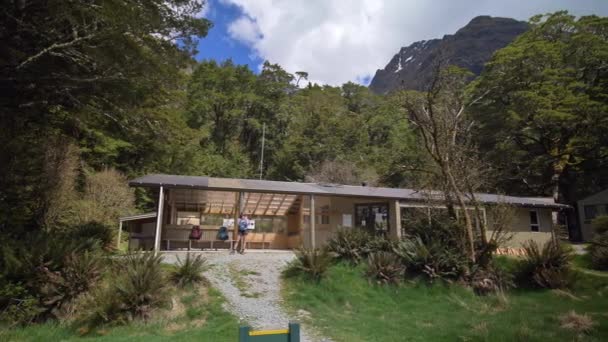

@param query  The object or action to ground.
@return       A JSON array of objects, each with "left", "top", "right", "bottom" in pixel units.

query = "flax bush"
[
  {"left": 327, "top": 228, "right": 372, "bottom": 264},
  {"left": 79, "top": 252, "right": 170, "bottom": 327},
  {"left": 170, "top": 254, "right": 208, "bottom": 287},
  {"left": 588, "top": 233, "right": 608, "bottom": 271},
  {"left": 365, "top": 251, "right": 404, "bottom": 285},
  {"left": 284, "top": 248, "right": 333, "bottom": 282},
  {"left": 518, "top": 240, "right": 574, "bottom": 289}
]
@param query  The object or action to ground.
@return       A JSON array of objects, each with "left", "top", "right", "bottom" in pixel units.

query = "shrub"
[
  {"left": 518, "top": 240, "right": 574, "bottom": 289},
  {"left": 365, "top": 251, "right": 404, "bottom": 285},
  {"left": 170, "top": 254, "right": 208, "bottom": 287},
  {"left": 114, "top": 252, "right": 169, "bottom": 320},
  {"left": 327, "top": 228, "right": 372, "bottom": 264},
  {"left": 393, "top": 236, "right": 468, "bottom": 282},
  {"left": 34, "top": 250, "right": 103, "bottom": 317},
  {"left": 588, "top": 233, "right": 608, "bottom": 271},
  {"left": 79, "top": 252, "right": 169, "bottom": 326},
  {"left": 591, "top": 215, "right": 608, "bottom": 235},
  {"left": 469, "top": 262, "right": 514, "bottom": 295},
  {"left": 71, "top": 221, "right": 115, "bottom": 251},
  {"left": 405, "top": 217, "right": 467, "bottom": 252},
  {"left": 0, "top": 232, "right": 105, "bottom": 322},
  {"left": 367, "top": 235, "right": 395, "bottom": 254},
  {"left": 284, "top": 248, "right": 333, "bottom": 282},
  {"left": 0, "top": 282, "right": 43, "bottom": 326}
]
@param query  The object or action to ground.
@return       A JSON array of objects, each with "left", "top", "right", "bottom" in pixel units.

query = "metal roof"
[
  {"left": 119, "top": 212, "right": 157, "bottom": 222},
  {"left": 129, "top": 174, "right": 569, "bottom": 209}
]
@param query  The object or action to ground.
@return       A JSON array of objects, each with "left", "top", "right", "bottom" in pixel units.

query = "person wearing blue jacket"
[{"left": 232, "top": 214, "right": 249, "bottom": 254}]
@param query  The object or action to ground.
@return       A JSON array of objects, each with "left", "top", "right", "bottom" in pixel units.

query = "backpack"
[
  {"left": 217, "top": 226, "right": 229, "bottom": 241},
  {"left": 189, "top": 226, "right": 202, "bottom": 240},
  {"left": 238, "top": 219, "right": 248, "bottom": 232}
]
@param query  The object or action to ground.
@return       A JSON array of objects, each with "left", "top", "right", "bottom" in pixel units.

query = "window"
[
  {"left": 529, "top": 210, "right": 540, "bottom": 232},
  {"left": 321, "top": 215, "right": 330, "bottom": 224},
  {"left": 584, "top": 205, "right": 597, "bottom": 222}
]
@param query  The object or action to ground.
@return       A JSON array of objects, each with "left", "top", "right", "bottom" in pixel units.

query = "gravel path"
[{"left": 163, "top": 251, "right": 331, "bottom": 342}]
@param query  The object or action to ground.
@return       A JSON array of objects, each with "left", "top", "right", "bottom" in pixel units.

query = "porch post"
[
  {"left": 233, "top": 192, "right": 242, "bottom": 241},
  {"left": 310, "top": 194, "right": 316, "bottom": 249},
  {"left": 154, "top": 186, "right": 164, "bottom": 255},
  {"left": 389, "top": 200, "right": 401, "bottom": 240},
  {"left": 117, "top": 220, "right": 123, "bottom": 250}
]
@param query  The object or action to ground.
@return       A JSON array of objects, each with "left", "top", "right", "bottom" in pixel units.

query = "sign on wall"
[{"left": 342, "top": 214, "right": 352, "bottom": 227}]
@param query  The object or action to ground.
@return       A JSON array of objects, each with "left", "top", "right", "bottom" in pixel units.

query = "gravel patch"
[{"left": 163, "top": 251, "right": 331, "bottom": 342}]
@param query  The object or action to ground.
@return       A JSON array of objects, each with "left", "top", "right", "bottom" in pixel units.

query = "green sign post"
[{"left": 238, "top": 322, "right": 300, "bottom": 342}]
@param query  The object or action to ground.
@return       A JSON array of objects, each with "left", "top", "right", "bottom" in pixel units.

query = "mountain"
[{"left": 368, "top": 16, "right": 529, "bottom": 94}]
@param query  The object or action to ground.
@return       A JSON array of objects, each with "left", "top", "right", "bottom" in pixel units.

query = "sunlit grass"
[{"left": 282, "top": 262, "right": 608, "bottom": 342}]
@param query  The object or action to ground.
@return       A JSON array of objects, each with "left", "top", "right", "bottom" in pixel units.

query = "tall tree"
[
  {"left": 470, "top": 12, "right": 608, "bottom": 240},
  {"left": 0, "top": 0, "right": 211, "bottom": 231}
]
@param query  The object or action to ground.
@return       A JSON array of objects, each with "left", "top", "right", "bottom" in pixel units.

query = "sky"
[{"left": 196, "top": 0, "right": 608, "bottom": 86}]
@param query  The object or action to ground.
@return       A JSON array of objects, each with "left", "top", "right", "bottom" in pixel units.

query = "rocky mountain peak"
[{"left": 369, "top": 16, "right": 528, "bottom": 94}]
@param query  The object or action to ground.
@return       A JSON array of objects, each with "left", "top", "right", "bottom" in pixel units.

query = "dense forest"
[{"left": 1, "top": 2, "right": 607, "bottom": 241}]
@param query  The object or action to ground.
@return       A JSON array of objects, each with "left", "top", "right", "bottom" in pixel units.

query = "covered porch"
[{"left": 126, "top": 175, "right": 404, "bottom": 252}]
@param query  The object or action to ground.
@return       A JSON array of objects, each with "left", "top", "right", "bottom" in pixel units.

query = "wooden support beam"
[
  {"left": 154, "top": 186, "right": 165, "bottom": 255},
  {"left": 274, "top": 194, "right": 290, "bottom": 215},
  {"left": 264, "top": 194, "right": 276, "bottom": 215},
  {"left": 252, "top": 193, "right": 265, "bottom": 215},
  {"left": 310, "top": 194, "right": 316, "bottom": 249},
  {"left": 117, "top": 220, "right": 123, "bottom": 250}
]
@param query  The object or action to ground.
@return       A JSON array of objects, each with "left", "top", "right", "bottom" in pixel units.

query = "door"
[{"left": 355, "top": 203, "right": 390, "bottom": 236}]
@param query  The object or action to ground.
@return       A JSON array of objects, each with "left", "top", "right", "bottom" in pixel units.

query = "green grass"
[
  {"left": 0, "top": 285, "right": 239, "bottom": 342},
  {"left": 282, "top": 262, "right": 608, "bottom": 342}
]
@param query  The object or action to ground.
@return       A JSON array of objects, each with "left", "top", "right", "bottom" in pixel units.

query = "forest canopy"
[{"left": 0, "top": 6, "right": 606, "bottom": 239}]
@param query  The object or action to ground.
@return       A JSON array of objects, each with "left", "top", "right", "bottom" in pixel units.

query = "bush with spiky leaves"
[
  {"left": 80, "top": 252, "right": 169, "bottom": 326},
  {"left": 588, "top": 233, "right": 608, "bottom": 271},
  {"left": 469, "top": 262, "right": 514, "bottom": 295},
  {"left": 170, "top": 254, "right": 208, "bottom": 287},
  {"left": 366, "top": 251, "right": 404, "bottom": 285},
  {"left": 284, "top": 248, "right": 333, "bottom": 282},
  {"left": 518, "top": 240, "right": 574, "bottom": 289},
  {"left": 393, "top": 236, "right": 468, "bottom": 282},
  {"left": 591, "top": 216, "right": 608, "bottom": 235},
  {"left": 327, "top": 228, "right": 372, "bottom": 264}
]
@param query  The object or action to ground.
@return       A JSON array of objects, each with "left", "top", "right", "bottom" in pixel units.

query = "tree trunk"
[{"left": 446, "top": 168, "right": 476, "bottom": 262}]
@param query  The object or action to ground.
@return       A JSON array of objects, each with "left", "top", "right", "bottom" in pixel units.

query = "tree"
[
  {"left": 0, "top": 0, "right": 211, "bottom": 232},
  {"left": 470, "top": 12, "right": 608, "bottom": 240},
  {"left": 402, "top": 66, "right": 483, "bottom": 261}
]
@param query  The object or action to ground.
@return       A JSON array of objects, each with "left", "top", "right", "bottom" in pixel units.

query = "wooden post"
[
  {"left": 310, "top": 194, "right": 316, "bottom": 249},
  {"left": 117, "top": 220, "right": 123, "bottom": 250},
  {"left": 154, "top": 186, "right": 164, "bottom": 255},
  {"left": 389, "top": 200, "right": 401, "bottom": 240},
  {"left": 233, "top": 192, "right": 242, "bottom": 241}
]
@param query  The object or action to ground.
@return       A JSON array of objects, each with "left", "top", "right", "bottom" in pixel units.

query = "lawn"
[
  {"left": 0, "top": 284, "right": 239, "bottom": 342},
  {"left": 282, "top": 260, "right": 608, "bottom": 342}
]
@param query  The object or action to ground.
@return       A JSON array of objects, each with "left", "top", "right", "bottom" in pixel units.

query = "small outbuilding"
[{"left": 577, "top": 189, "right": 608, "bottom": 241}]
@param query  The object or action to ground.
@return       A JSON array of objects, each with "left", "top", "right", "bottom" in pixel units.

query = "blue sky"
[
  {"left": 194, "top": 0, "right": 608, "bottom": 86},
  {"left": 196, "top": 1, "right": 263, "bottom": 72}
]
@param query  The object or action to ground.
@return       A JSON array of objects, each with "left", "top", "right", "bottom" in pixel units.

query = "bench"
[
  {"left": 163, "top": 226, "right": 234, "bottom": 251},
  {"left": 245, "top": 232, "right": 271, "bottom": 250}
]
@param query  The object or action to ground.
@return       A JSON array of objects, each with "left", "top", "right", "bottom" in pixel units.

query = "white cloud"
[
  {"left": 228, "top": 16, "right": 262, "bottom": 44},
  {"left": 222, "top": 0, "right": 608, "bottom": 86}
]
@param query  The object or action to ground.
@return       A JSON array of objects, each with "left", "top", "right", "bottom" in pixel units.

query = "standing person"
[{"left": 232, "top": 214, "right": 249, "bottom": 254}]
